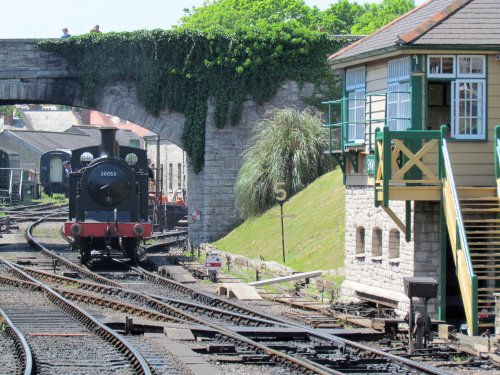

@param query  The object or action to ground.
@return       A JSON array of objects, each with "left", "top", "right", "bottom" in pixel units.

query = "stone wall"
[
  {"left": 341, "top": 185, "right": 441, "bottom": 316},
  {"left": 188, "top": 81, "right": 315, "bottom": 245}
]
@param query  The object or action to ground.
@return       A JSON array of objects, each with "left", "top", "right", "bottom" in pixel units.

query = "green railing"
[
  {"left": 374, "top": 126, "right": 443, "bottom": 207},
  {"left": 441, "top": 132, "right": 478, "bottom": 336},
  {"left": 323, "top": 91, "right": 412, "bottom": 158}
]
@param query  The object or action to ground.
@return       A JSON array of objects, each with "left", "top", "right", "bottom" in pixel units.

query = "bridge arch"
[{"left": 0, "top": 39, "right": 316, "bottom": 244}]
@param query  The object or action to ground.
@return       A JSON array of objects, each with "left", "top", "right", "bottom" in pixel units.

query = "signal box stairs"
[{"left": 458, "top": 187, "right": 500, "bottom": 331}]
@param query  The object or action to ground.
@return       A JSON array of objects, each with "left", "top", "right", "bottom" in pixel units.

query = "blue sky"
[{"left": 1, "top": 0, "right": 426, "bottom": 39}]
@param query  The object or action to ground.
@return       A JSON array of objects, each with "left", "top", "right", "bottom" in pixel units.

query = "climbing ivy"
[{"left": 37, "top": 26, "right": 345, "bottom": 172}]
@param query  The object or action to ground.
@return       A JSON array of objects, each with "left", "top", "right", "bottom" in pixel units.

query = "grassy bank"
[{"left": 213, "top": 168, "right": 345, "bottom": 272}]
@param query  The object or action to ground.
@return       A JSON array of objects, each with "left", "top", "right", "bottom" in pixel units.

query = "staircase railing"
[
  {"left": 441, "top": 136, "right": 478, "bottom": 336},
  {"left": 495, "top": 126, "right": 500, "bottom": 195}
]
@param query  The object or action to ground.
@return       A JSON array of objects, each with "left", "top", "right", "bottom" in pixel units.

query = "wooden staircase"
[{"left": 459, "top": 187, "right": 499, "bottom": 331}]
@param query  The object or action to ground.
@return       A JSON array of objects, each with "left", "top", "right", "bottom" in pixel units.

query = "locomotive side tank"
[{"left": 63, "top": 127, "right": 152, "bottom": 264}]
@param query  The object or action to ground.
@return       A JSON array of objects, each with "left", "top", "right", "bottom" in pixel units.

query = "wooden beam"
[
  {"left": 248, "top": 271, "right": 322, "bottom": 287},
  {"left": 376, "top": 186, "right": 441, "bottom": 201},
  {"left": 381, "top": 206, "right": 406, "bottom": 233}
]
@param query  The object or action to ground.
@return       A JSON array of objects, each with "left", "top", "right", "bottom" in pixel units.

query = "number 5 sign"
[{"left": 274, "top": 182, "right": 287, "bottom": 204}]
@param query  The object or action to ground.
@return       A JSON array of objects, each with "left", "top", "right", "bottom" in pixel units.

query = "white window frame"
[
  {"left": 387, "top": 57, "right": 411, "bottom": 131},
  {"left": 457, "top": 55, "right": 485, "bottom": 78},
  {"left": 346, "top": 66, "right": 366, "bottom": 144},
  {"left": 451, "top": 79, "right": 486, "bottom": 140},
  {"left": 427, "top": 55, "right": 456, "bottom": 78}
]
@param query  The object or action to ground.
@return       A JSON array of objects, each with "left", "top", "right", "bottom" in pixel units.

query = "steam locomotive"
[{"left": 63, "top": 127, "right": 152, "bottom": 264}]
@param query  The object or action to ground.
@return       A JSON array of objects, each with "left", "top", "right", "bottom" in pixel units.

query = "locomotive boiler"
[{"left": 63, "top": 127, "right": 152, "bottom": 264}]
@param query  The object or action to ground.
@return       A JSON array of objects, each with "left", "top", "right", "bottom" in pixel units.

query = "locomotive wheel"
[
  {"left": 80, "top": 247, "right": 91, "bottom": 264},
  {"left": 78, "top": 238, "right": 91, "bottom": 264},
  {"left": 121, "top": 237, "right": 139, "bottom": 264}
]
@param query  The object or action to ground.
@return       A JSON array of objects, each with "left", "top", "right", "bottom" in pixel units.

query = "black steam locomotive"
[{"left": 63, "top": 127, "right": 152, "bottom": 264}]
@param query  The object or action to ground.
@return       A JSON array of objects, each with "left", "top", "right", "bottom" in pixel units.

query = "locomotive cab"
[{"left": 64, "top": 127, "right": 152, "bottom": 264}]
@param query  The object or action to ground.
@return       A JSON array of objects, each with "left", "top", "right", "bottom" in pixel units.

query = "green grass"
[{"left": 213, "top": 168, "right": 345, "bottom": 272}]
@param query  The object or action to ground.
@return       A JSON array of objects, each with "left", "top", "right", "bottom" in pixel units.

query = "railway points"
[{"left": 0, "top": 209, "right": 498, "bottom": 373}]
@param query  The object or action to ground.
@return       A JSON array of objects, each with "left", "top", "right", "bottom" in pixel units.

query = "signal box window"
[
  {"left": 346, "top": 66, "right": 366, "bottom": 144},
  {"left": 355, "top": 226, "right": 366, "bottom": 256},
  {"left": 372, "top": 228, "right": 382, "bottom": 258},
  {"left": 388, "top": 229, "right": 400, "bottom": 260}
]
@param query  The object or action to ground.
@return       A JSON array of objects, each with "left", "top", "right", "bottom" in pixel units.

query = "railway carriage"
[
  {"left": 63, "top": 127, "right": 152, "bottom": 264},
  {"left": 39, "top": 150, "right": 71, "bottom": 196}
]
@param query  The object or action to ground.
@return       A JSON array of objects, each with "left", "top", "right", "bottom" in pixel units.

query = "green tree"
[
  {"left": 319, "top": 0, "right": 365, "bottom": 35},
  {"left": 235, "top": 107, "right": 333, "bottom": 218},
  {"left": 352, "top": 0, "right": 415, "bottom": 35},
  {"left": 180, "top": 0, "right": 322, "bottom": 31}
]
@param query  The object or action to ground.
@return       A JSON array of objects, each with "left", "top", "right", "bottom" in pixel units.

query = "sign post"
[{"left": 274, "top": 182, "right": 287, "bottom": 263}]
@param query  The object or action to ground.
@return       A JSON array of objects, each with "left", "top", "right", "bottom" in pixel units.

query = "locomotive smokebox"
[{"left": 99, "top": 127, "right": 119, "bottom": 158}]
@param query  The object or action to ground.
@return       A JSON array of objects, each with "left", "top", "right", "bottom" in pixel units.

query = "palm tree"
[{"left": 235, "top": 107, "right": 333, "bottom": 218}]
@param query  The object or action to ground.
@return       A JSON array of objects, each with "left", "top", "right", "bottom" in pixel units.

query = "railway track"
[
  {"left": 0, "top": 305, "right": 33, "bottom": 375},
  {"left": 10, "top": 215, "right": 454, "bottom": 374},
  {"left": 0, "top": 263, "right": 152, "bottom": 374}
]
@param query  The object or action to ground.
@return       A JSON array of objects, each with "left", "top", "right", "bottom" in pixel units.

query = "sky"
[{"left": 1, "top": 0, "right": 427, "bottom": 39}]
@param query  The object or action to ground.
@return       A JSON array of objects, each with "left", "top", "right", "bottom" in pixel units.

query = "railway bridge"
[{"left": 0, "top": 39, "right": 315, "bottom": 244}]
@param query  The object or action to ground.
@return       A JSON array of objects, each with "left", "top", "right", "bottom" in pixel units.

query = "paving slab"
[
  {"left": 216, "top": 282, "right": 262, "bottom": 300},
  {"left": 145, "top": 333, "right": 220, "bottom": 375}
]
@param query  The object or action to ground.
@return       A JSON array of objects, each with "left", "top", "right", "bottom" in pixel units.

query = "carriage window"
[
  {"left": 129, "top": 139, "right": 140, "bottom": 148},
  {"left": 124, "top": 153, "right": 139, "bottom": 166},
  {"left": 80, "top": 152, "right": 94, "bottom": 165}
]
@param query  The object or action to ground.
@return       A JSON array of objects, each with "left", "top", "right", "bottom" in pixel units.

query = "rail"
[
  {"left": 0, "top": 306, "right": 34, "bottom": 375},
  {"left": 441, "top": 136, "right": 478, "bottom": 336},
  {"left": 2, "top": 259, "right": 152, "bottom": 374}
]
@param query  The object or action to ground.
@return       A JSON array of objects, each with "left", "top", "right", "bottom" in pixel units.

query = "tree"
[
  {"left": 319, "top": 0, "right": 365, "bottom": 35},
  {"left": 235, "top": 107, "right": 333, "bottom": 218},
  {"left": 180, "top": 0, "right": 322, "bottom": 32},
  {"left": 352, "top": 0, "right": 415, "bottom": 35}
]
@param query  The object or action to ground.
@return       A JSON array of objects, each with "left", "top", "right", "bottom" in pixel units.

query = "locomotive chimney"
[{"left": 99, "top": 127, "right": 119, "bottom": 158}]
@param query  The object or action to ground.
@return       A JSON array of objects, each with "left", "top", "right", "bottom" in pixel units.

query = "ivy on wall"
[{"left": 38, "top": 27, "right": 345, "bottom": 172}]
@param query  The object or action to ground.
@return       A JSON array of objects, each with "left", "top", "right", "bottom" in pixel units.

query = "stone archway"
[{"left": 0, "top": 39, "right": 315, "bottom": 244}]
